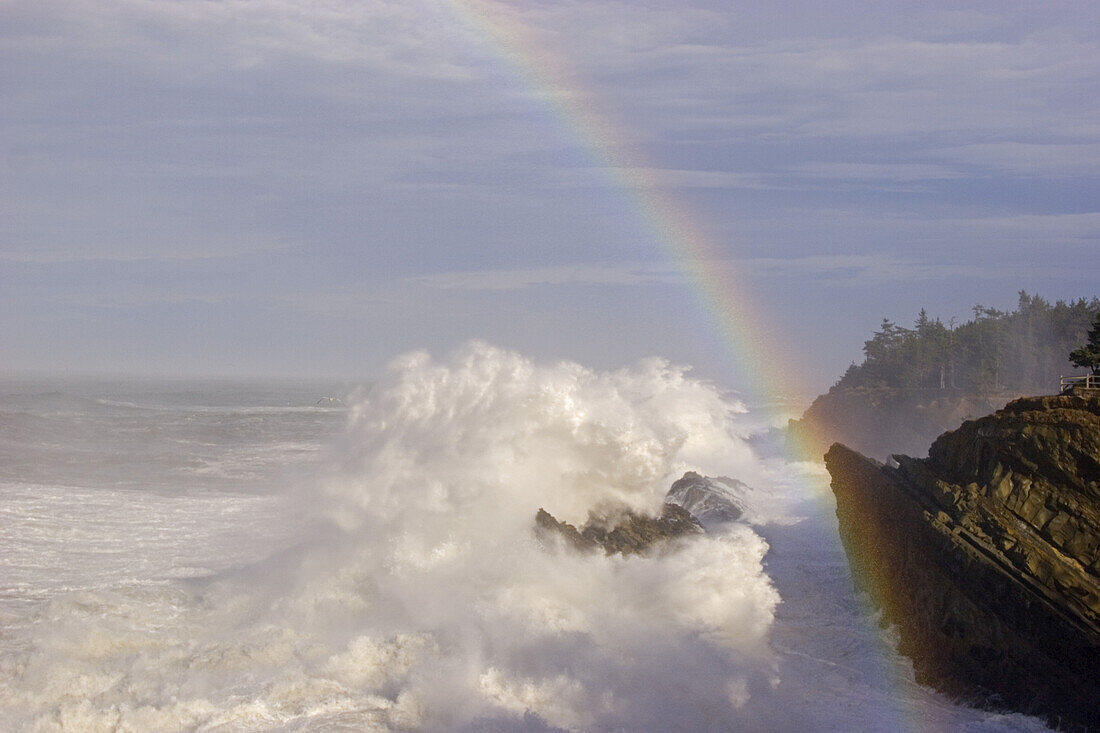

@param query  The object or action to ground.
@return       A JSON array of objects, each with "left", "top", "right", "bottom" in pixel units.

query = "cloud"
[
  {"left": 538, "top": 10, "right": 1100, "bottom": 163},
  {"left": 405, "top": 262, "right": 685, "bottom": 291},
  {"left": 790, "top": 162, "right": 964, "bottom": 182},
  {"left": 0, "top": 238, "right": 289, "bottom": 264},
  {"left": 0, "top": 0, "right": 483, "bottom": 80},
  {"left": 956, "top": 212, "right": 1100, "bottom": 244},
  {"left": 930, "top": 142, "right": 1100, "bottom": 176},
  {"left": 739, "top": 253, "right": 1098, "bottom": 284},
  {"left": 2, "top": 0, "right": 1097, "bottom": 379}
]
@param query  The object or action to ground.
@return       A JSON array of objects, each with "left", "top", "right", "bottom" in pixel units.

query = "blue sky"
[{"left": 2, "top": 0, "right": 1098, "bottom": 397}]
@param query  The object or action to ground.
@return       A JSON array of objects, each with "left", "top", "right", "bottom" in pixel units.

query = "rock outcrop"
[
  {"left": 665, "top": 472, "right": 745, "bottom": 528},
  {"left": 535, "top": 472, "right": 746, "bottom": 556},
  {"left": 825, "top": 393, "right": 1100, "bottom": 730},
  {"left": 791, "top": 387, "right": 1020, "bottom": 461},
  {"left": 535, "top": 504, "right": 703, "bottom": 556}
]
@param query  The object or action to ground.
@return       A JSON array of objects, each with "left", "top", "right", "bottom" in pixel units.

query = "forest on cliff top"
[{"left": 833, "top": 292, "right": 1100, "bottom": 394}]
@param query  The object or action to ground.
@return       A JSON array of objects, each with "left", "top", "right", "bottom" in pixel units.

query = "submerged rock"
[{"left": 825, "top": 393, "right": 1100, "bottom": 731}]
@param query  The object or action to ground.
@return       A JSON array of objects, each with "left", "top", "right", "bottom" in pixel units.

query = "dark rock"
[
  {"left": 825, "top": 393, "right": 1100, "bottom": 731},
  {"left": 534, "top": 471, "right": 749, "bottom": 555},
  {"left": 535, "top": 508, "right": 600, "bottom": 554},
  {"left": 579, "top": 503, "right": 703, "bottom": 556},
  {"left": 535, "top": 503, "right": 703, "bottom": 557}
]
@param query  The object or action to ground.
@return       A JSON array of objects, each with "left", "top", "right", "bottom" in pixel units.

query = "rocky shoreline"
[{"left": 826, "top": 392, "right": 1100, "bottom": 730}]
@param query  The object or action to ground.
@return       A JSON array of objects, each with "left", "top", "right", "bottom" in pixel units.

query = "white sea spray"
[
  {"left": 0, "top": 344, "right": 780, "bottom": 732},
  {"left": 0, "top": 350, "right": 1057, "bottom": 732}
]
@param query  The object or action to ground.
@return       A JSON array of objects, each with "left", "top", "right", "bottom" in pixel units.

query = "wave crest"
[{"left": 4, "top": 343, "right": 779, "bottom": 732}]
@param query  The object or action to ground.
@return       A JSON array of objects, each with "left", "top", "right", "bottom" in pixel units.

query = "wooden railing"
[{"left": 1060, "top": 374, "right": 1100, "bottom": 391}]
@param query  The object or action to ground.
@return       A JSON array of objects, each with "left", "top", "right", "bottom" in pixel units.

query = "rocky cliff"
[
  {"left": 825, "top": 392, "right": 1100, "bottom": 730},
  {"left": 791, "top": 388, "right": 1020, "bottom": 461}
]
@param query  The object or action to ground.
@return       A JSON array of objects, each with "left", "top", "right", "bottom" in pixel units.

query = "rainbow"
[
  {"left": 440, "top": 0, "right": 801, "bottom": 407},
  {"left": 437, "top": 2, "right": 944, "bottom": 731}
]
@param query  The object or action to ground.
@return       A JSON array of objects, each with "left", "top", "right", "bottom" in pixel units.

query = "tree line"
[{"left": 833, "top": 292, "right": 1100, "bottom": 393}]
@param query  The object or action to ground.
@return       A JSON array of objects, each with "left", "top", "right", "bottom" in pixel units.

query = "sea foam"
[{"left": 1, "top": 343, "right": 781, "bottom": 732}]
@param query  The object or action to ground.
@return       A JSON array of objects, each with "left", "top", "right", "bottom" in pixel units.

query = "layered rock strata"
[{"left": 826, "top": 393, "right": 1100, "bottom": 731}]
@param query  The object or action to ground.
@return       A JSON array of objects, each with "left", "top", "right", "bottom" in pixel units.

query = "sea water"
[{"left": 0, "top": 343, "right": 1053, "bottom": 732}]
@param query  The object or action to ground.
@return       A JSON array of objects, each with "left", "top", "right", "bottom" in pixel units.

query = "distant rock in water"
[
  {"left": 825, "top": 393, "right": 1100, "bottom": 731},
  {"left": 535, "top": 504, "right": 702, "bottom": 556},
  {"left": 665, "top": 471, "right": 745, "bottom": 528},
  {"left": 535, "top": 471, "right": 747, "bottom": 556},
  {"left": 790, "top": 387, "right": 1021, "bottom": 461}
]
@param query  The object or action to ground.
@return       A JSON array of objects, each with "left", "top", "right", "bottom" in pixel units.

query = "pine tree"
[
  {"left": 1069, "top": 313, "right": 1100, "bottom": 375},
  {"left": 833, "top": 297, "right": 1100, "bottom": 392}
]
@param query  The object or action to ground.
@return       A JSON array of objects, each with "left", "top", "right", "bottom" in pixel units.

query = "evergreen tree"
[
  {"left": 832, "top": 294, "right": 1100, "bottom": 393},
  {"left": 1069, "top": 314, "right": 1100, "bottom": 374}
]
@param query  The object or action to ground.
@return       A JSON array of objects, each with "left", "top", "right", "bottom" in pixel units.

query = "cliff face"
[
  {"left": 791, "top": 388, "right": 1020, "bottom": 461},
  {"left": 825, "top": 393, "right": 1100, "bottom": 730}
]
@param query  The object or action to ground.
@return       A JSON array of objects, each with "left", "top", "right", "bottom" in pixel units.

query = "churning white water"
[{"left": 0, "top": 344, "right": 1053, "bottom": 732}]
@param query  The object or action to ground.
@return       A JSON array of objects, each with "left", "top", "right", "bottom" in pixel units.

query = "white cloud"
[{"left": 1, "top": 0, "right": 483, "bottom": 80}]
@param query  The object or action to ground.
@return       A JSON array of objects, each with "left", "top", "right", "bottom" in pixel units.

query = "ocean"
[{"left": 0, "top": 343, "right": 1054, "bottom": 732}]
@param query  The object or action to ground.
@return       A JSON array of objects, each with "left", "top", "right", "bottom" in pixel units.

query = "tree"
[
  {"left": 1069, "top": 313, "right": 1100, "bottom": 374},
  {"left": 833, "top": 296, "right": 1100, "bottom": 393}
]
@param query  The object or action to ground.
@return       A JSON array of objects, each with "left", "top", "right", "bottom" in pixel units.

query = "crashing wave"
[{"left": 1, "top": 342, "right": 780, "bottom": 732}]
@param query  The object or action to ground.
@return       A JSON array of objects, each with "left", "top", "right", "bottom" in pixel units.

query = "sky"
[{"left": 2, "top": 0, "right": 1098, "bottom": 399}]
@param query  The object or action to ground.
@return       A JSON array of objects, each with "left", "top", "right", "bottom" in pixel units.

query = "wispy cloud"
[
  {"left": 0, "top": 239, "right": 289, "bottom": 264},
  {"left": 0, "top": 1, "right": 483, "bottom": 80},
  {"left": 405, "top": 262, "right": 686, "bottom": 291},
  {"left": 790, "top": 162, "right": 964, "bottom": 182},
  {"left": 930, "top": 142, "right": 1100, "bottom": 175},
  {"left": 2, "top": 0, "right": 1097, "bottom": 380},
  {"left": 386, "top": 250, "right": 1100, "bottom": 295},
  {"left": 739, "top": 253, "right": 1097, "bottom": 284},
  {"left": 956, "top": 212, "right": 1100, "bottom": 244}
]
